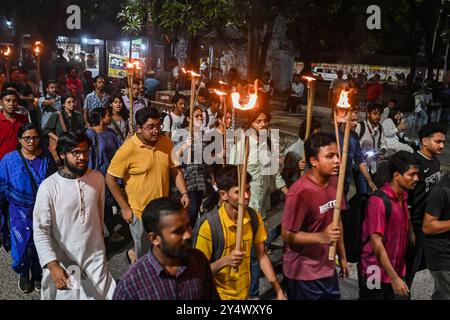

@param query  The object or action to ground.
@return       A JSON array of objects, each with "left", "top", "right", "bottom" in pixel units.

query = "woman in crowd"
[
  {"left": 43, "top": 95, "right": 85, "bottom": 160},
  {"left": 107, "top": 95, "right": 129, "bottom": 146},
  {"left": 0, "top": 123, "right": 57, "bottom": 293},
  {"left": 174, "top": 107, "right": 213, "bottom": 227},
  {"left": 382, "top": 107, "right": 413, "bottom": 153}
]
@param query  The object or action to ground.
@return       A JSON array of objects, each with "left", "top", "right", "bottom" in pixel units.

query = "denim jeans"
[
  {"left": 352, "top": 168, "right": 370, "bottom": 195},
  {"left": 188, "top": 191, "right": 204, "bottom": 228},
  {"left": 416, "top": 109, "right": 428, "bottom": 129}
]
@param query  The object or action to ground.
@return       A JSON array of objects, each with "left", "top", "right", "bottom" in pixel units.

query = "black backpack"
[
  {"left": 192, "top": 206, "right": 259, "bottom": 262},
  {"left": 342, "top": 190, "right": 392, "bottom": 263}
]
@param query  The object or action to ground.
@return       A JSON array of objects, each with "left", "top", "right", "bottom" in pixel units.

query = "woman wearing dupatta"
[{"left": 0, "top": 123, "right": 57, "bottom": 293}]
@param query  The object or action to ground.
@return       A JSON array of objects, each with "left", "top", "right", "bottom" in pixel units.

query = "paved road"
[{"left": 0, "top": 109, "right": 446, "bottom": 300}]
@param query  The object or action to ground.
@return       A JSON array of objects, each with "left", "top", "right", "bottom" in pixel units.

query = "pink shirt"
[
  {"left": 282, "top": 174, "right": 344, "bottom": 281},
  {"left": 360, "top": 183, "right": 410, "bottom": 283}
]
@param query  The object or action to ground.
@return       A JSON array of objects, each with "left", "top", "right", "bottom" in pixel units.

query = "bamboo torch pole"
[
  {"left": 328, "top": 91, "right": 352, "bottom": 260},
  {"left": 300, "top": 76, "right": 316, "bottom": 176}
]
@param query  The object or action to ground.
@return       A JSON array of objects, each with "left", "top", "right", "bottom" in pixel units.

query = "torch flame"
[
  {"left": 34, "top": 47, "right": 40, "bottom": 54},
  {"left": 231, "top": 92, "right": 258, "bottom": 111},
  {"left": 214, "top": 89, "right": 227, "bottom": 96},
  {"left": 35, "top": 41, "right": 41, "bottom": 46},
  {"left": 181, "top": 68, "right": 200, "bottom": 77},
  {"left": 126, "top": 60, "right": 141, "bottom": 70},
  {"left": 4, "top": 46, "right": 11, "bottom": 56},
  {"left": 219, "top": 80, "right": 228, "bottom": 85},
  {"left": 336, "top": 90, "right": 351, "bottom": 109},
  {"left": 303, "top": 76, "right": 316, "bottom": 82}
]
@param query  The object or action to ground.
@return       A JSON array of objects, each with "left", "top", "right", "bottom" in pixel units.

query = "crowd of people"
[{"left": 0, "top": 55, "right": 449, "bottom": 301}]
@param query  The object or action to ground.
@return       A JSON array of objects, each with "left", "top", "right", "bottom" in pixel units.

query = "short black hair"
[
  {"left": 298, "top": 118, "right": 322, "bottom": 140},
  {"left": 135, "top": 107, "right": 161, "bottom": 127},
  {"left": 61, "top": 95, "right": 74, "bottom": 106},
  {"left": 56, "top": 130, "right": 90, "bottom": 159},
  {"left": 46, "top": 80, "right": 58, "bottom": 87},
  {"left": 1, "top": 89, "right": 19, "bottom": 99},
  {"left": 388, "top": 151, "right": 419, "bottom": 179},
  {"left": 171, "top": 93, "right": 186, "bottom": 105},
  {"left": 18, "top": 123, "right": 39, "bottom": 139},
  {"left": 215, "top": 165, "right": 252, "bottom": 192},
  {"left": 367, "top": 103, "right": 383, "bottom": 114},
  {"left": 94, "top": 75, "right": 105, "bottom": 83},
  {"left": 88, "top": 107, "right": 108, "bottom": 127},
  {"left": 304, "top": 132, "right": 337, "bottom": 166},
  {"left": 3, "top": 82, "right": 19, "bottom": 91},
  {"left": 418, "top": 122, "right": 447, "bottom": 143},
  {"left": 142, "top": 197, "right": 184, "bottom": 234}
]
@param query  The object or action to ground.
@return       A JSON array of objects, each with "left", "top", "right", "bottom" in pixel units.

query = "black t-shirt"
[
  {"left": 423, "top": 185, "right": 450, "bottom": 271},
  {"left": 408, "top": 152, "right": 441, "bottom": 237}
]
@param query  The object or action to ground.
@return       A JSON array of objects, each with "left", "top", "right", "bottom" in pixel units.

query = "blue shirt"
[
  {"left": 83, "top": 91, "right": 110, "bottom": 112},
  {"left": 333, "top": 130, "right": 364, "bottom": 195}
]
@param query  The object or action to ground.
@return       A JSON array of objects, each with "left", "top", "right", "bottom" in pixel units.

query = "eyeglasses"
[
  {"left": 21, "top": 136, "right": 40, "bottom": 143},
  {"left": 68, "top": 149, "right": 89, "bottom": 158},
  {"left": 141, "top": 125, "right": 160, "bottom": 132}
]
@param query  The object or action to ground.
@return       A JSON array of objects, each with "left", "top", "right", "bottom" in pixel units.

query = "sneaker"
[
  {"left": 109, "top": 232, "right": 125, "bottom": 244},
  {"left": 18, "top": 276, "right": 32, "bottom": 294},
  {"left": 33, "top": 280, "right": 41, "bottom": 292}
]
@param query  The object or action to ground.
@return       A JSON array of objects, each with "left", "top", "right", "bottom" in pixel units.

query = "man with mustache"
[
  {"left": 113, "top": 197, "right": 218, "bottom": 300},
  {"left": 281, "top": 132, "right": 348, "bottom": 300},
  {"left": 33, "top": 131, "right": 116, "bottom": 299},
  {"left": 359, "top": 151, "right": 419, "bottom": 300},
  {"left": 406, "top": 122, "right": 447, "bottom": 290}
]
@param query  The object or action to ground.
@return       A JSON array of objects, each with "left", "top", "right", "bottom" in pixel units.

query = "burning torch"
[
  {"left": 126, "top": 59, "right": 141, "bottom": 133},
  {"left": 231, "top": 80, "right": 259, "bottom": 271},
  {"left": 299, "top": 75, "right": 317, "bottom": 176},
  {"left": 328, "top": 90, "right": 352, "bottom": 261},
  {"left": 214, "top": 89, "right": 228, "bottom": 166},
  {"left": 3, "top": 46, "right": 12, "bottom": 82},
  {"left": 33, "top": 41, "right": 43, "bottom": 96}
]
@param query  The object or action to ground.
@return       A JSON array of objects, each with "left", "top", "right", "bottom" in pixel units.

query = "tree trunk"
[
  {"left": 247, "top": 23, "right": 257, "bottom": 81},
  {"left": 187, "top": 35, "right": 200, "bottom": 69},
  {"left": 256, "top": 19, "right": 275, "bottom": 79}
]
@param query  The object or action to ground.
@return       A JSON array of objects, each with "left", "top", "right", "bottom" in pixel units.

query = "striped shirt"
[{"left": 112, "top": 248, "right": 219, "bottom": 300}]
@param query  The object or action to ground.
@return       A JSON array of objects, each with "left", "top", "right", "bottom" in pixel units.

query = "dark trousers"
[
  {"left": 352, "top": 168, "right": 370, "bottom": 195},
  {"left": 286, "top": 96, "right": 304, "bottom": 113},
  {"left": 286, "top": 274, "right": 340, "bottom": 300},
  {"left": 188, "top": 191, "right": 204, "bottom": 228},
  {"left": 249, "top": 246, "right": 260, "bottom": 297},
  {"left": 359, "top": 276, "right": 409, "bottom": 300},
  {"left": 405, "top": 237, "right": 426, "bottom": 289}
]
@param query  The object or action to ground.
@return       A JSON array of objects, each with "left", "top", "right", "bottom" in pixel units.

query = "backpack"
[
  {"left": 342, "top": 190, "right": 392, "bottom": 263},
  {"left": 357, "top": 121, "right": 383, "bottom": 150},
  {"left": 192, "top": 206, "right": 259, "bottom": 262}
]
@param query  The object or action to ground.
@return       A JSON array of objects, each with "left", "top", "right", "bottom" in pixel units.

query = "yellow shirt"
[
  {"left": 107, "top": 134, "right": 178, "bottom": 219},
  {"left": 195, "top": 203, "right": 267, "bottom": 300}
]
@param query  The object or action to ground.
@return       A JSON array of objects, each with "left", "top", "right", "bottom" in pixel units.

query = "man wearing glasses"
[
  {"left": 33, "top": 130, "right": 116, "bottom": 299},
  {"left": 106, "top": 107, "right": 190, "bottom": 265}
]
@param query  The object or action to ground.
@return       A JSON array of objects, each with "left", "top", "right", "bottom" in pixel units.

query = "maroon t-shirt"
[{"left": 282, "top": 174, "right": 344, "bottom": 281}]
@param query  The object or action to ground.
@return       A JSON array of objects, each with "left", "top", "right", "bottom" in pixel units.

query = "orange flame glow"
[
  {"left": 214, "top": 89, "right": 227, "bottom": 96},
  {"left": 219, "top": 80, "right": 228, "bottom": 85},
  {"left": 34, "top": 47, "right": 40, "bottom": 54},
  {"left": 126, "top": 60, "right": 141, "bottom": 70},
  {"left": 181, "top": 68, "right": 200, "bottom": 78},
  {"left": 3, "top": 46, "right": 11, "bottom": 56},
  {"left": 336, "top": 90, "right": 351, "bottom": 109},
  {"left": 231, "top": 79, "right": 259, "bottom": 111},
  {"left": 303, "top": 76, "right": 316, "bottom": 82}
]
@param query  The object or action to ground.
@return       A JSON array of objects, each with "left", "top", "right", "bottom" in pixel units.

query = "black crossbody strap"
[{"left": 18, "top": 150, "right": 39, "bottom": 195}]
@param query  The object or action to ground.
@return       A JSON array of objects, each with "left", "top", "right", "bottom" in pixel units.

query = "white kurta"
[{"left": 33, "top": 170, "right": 116, "bottom": 300}]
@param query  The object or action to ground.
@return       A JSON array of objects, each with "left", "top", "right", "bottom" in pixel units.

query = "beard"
[
  {"left": 160, "top": 238, "right": 193, "bottom": 261},
  {"left": 64, "top": 158, "right": 88, "bottom": 176}
]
